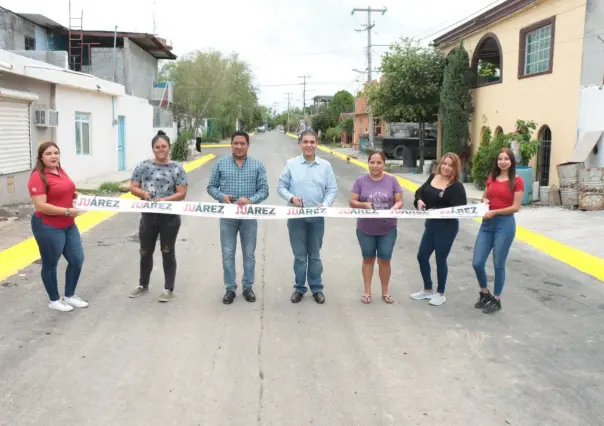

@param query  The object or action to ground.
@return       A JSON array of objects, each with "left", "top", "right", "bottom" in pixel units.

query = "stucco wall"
[
  {"left": 0, "top": 74, "right": 52, "bottom": 205},
  {"left": 577, "top": 85, "right": 604, "bottom": 168},
  {"left": 580, "top": 0, "right": 604, "bottom": 86},
  {"left": 11, "top": 50, "right": 68, "bottom": 68},
  {"left": 115, "top": 94, "right": 155, "bottom": 170},
  {"left": 438, "top": 0, "right": 587, "bottom": 185},
  {"left": 54, "top": 86, "right": 117, "bottom": 182}
]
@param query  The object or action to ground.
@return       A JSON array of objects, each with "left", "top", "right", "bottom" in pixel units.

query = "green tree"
[
  {"left": 327, "top": 90, "right": 354, "bottom": 123},
  {"left": 367, "top": 38, "right": 445, "bottom": 168},
  {"left": 312, "top": 110, "right": 333, "bottom": 136},
  {"left": 165, "top": 50, "right": 259, "bottom": 136},
  {"left": 439, "top": 43, "right": 473, "bottom": 155}
]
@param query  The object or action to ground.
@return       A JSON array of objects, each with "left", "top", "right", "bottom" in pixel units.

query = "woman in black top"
[{"left": 410, "top": 152, "right": 467, "bottom": 306}]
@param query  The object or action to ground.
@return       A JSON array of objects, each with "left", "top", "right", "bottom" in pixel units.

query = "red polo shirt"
[
  {"left": 486, "top": 175, "right": 524, "bottom": 211},
  {"left": 28, "top": 168, "right": 76, "bottom": 228}
]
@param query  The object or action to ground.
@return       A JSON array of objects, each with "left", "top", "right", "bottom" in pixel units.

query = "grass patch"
[
  {"left": 77, "top": 181, "right": 125, "bottom": 196},
  {"left": 98, "top": 182, "right": 122, "bottom": 193}
]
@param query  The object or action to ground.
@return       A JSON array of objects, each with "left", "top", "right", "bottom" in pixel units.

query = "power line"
[
  {"left": 351, "top": 6, "right": 387, "bottom": 144},
  {"left": 254, "top": 81, "right": 345, "bottom": 88},
  {"left": 419, "top": 0, "right": 503, "bottom": 41}
]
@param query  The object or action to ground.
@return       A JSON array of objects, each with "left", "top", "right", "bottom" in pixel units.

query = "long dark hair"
[
  {"left": 491, "top": 147, "right": 516, "bottom": 192},
  {"left": 152, "top": 130, "right": 170, "bottom": 147},
  {"left": 33, "top": 141, "right": 61, "bottom": 192}
]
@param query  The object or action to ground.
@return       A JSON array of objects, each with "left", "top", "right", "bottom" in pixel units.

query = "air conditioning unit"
[{"left": 34, "top": 109, "right": 59, "bottom": 127}]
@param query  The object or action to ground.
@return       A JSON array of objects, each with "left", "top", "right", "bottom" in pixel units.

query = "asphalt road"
[{"left": 1, "top": 131, "right": 603, "bottom": 426}]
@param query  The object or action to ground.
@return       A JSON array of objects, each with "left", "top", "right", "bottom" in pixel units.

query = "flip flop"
[
  {"left": 382, "top": 295, "right": 394, "bottom": 304},
  {"left": 361, "top": 295, "right": 372, "bottom": 304}
]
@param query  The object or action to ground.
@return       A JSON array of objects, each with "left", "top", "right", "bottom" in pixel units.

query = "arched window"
[
  {"left": 537, "top": 126, "right": 552, "bottom": 186},
  {"left": 494, "top": 126, "right": 503, "bottom": 137},
  {"left": 471, "top": 33, "right": 503, "bottom": 87}
]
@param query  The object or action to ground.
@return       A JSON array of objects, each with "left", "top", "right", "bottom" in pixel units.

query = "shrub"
[
  {"left": 471, "top": 131, "right": 512, "bottom": 190},
  {"left": 171, "top": 129, "right": 192, "bottom": 162},
  {"left": 514, "top": 119, "right": 540, "bottom": 166},
  {"left": 325, "top": 127, "right": 342, "bottom": 144}
]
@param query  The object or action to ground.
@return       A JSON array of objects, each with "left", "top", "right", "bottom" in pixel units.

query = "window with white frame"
[
  {"left": 75, "top": 112, "right": 91, "bottom": 155},
  {"left": 524, "top": 25, "right": 552, "bottom": 75}
]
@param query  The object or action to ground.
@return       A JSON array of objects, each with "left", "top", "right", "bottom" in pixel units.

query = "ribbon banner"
[{"left": 75, "top": 195, "right": 488, "bottom": 220}]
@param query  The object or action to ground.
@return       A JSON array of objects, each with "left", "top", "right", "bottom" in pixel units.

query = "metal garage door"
[{"left": 0, "top": 99, "right": 32, "bottom": 175}]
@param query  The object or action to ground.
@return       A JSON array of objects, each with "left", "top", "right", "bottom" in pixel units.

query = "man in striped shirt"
[{"left": 207, "top": 131, "right": 269, "bottom": 305}]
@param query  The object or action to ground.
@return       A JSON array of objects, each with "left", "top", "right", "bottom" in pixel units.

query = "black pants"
[{"left": 139, "top": 213, "right": 181, "bottom": 290}]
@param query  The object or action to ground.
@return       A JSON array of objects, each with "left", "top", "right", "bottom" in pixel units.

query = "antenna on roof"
[{"left": 153, "top": 0, "right": 157, "bottom": 35}]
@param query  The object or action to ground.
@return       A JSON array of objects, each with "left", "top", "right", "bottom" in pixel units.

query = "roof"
[
  {"left": 17, "top": 13, "right": 66, "bottom": 30},
  {"left": 312, "top": 95, "right": 333, "bottom": 102},
  {"left": 70, "top": 31, "right": 177, "bottom": 60},
  {"left": 9, "top": 9, "right": 176, "bottom": 60},
  {"left": 432, "top": 0, "right": 536, "bottom": 47}
]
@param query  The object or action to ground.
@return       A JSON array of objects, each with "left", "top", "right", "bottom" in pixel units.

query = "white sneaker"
[
  {"left": 63, "top": 295, "right": 89, "bottom": 309},
  {"left": 410, "top": 290, "right": 433, "bottom": 300},
  {"left": 429, "top": 293, "right": 446, "bottom": 306},
  {"left": 49, "top": 300, "right": 73, "bottom": 312}
]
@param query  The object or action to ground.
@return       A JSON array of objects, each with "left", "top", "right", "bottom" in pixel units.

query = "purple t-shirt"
[{"left": 351, "top": 174, "right": 403, "bottom": 236}]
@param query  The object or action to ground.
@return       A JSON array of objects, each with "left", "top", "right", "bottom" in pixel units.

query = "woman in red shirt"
[
  {"left": 472, "top": 147, "right": 524, "bottom": 314},
  {"left": 28, "top": 142, "right": 87, "bottom": 313}
]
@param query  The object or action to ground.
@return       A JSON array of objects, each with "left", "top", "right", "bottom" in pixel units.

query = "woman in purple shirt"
[{"left": 350, "top": 152, "right": 403, "bottom": 304}]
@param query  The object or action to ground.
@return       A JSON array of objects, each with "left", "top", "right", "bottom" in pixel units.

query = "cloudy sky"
[{"left": 3, "top": 0, "right": 503, "bottom": 111}]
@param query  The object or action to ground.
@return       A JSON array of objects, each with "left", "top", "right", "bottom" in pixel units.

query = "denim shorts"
[{"left": 356, "top": 228, "right": 398, "bottom": 260}]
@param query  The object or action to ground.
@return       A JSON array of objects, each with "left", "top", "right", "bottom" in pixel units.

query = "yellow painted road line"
[
  {"left": 0, "top": 154, "right": 216, "bottom": 283},
  {"left": 316, "top": 145, "right": 604, "bottom": 282}
]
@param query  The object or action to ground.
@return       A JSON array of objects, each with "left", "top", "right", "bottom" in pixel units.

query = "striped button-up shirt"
[
  {"left": 207, "top": 155, "right": 269, "bottom": 204},
  {"left": 277, "top": 155, "right": 338, "bottom": 207}
]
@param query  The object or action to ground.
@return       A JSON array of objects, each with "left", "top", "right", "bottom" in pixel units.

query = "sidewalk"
[{"left": 322, "top": 145, "right": 604, "bottom": 270}]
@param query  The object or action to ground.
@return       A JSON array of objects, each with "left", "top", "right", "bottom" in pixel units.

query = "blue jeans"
[
  {"left": 417, "top": 219, "right": 459, "bottom": 294},
  {"left": 219, "top": 218, "right": 258, "bottom": 291},
  {"left": 287, "top": 217, "right": 325, "bottom": 294},
  {"left": 472, "top": 215, "right": 516, "bottom": 296},
  {"left": 356, "top": 228, "right": 397, "bottom": 260},
  {"left": 31, "top": 215, "right": 85, "bottom": 302}
]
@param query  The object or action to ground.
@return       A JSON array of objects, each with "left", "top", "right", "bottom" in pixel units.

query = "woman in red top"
[
  {"left": 472, "top": 147, "right": 524, "bottom": 314},
  {"left": 28, "top": 142, "right": 87, "bottom": 313}
]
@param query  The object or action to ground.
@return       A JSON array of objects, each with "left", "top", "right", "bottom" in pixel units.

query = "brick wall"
[{"left": 124, "top": 38, "right": 157, "bottom": 99}]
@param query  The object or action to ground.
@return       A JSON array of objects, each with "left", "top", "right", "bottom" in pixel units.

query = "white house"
[{"left": 0, "top": 49, "right": 177, "bottom": 205}]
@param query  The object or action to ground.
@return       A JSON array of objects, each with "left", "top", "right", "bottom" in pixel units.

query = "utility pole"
[
  {"left": 352, "top": 6, "right": 387, "bottom": 145},
  {"left": 272, "top": 102, "right": 278, "bottom": 128},
  {"left": 285, "top": 92, "right": 293, "bottom": 132},
  {"left": 298, "top": 75, "right": 310, "bottom": 128}
]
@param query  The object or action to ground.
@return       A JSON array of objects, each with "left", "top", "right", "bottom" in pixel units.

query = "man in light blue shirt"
[{"left": 278, "top": 129, "right": 338, "bottom": 304}]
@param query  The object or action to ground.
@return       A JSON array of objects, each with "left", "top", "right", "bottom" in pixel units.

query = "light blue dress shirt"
[{"left": 277, "top": 155, "right": 338, "bottom": 207}]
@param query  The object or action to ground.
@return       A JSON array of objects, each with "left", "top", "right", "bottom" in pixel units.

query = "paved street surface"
[{"left": 1, "top": 131, "right": 603, "bottom": 426}]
